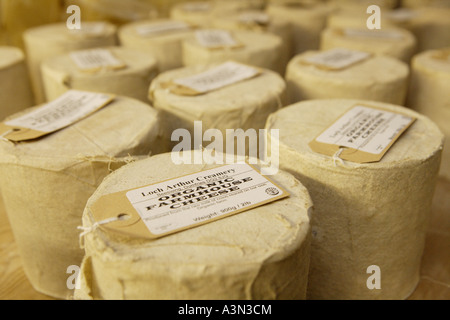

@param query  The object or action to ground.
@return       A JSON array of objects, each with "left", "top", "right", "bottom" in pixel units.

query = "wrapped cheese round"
[
  {"left": 407, "top": 48, "right": 450, "bottom": 180},
  {"left": 182, "top": 29, "right": 285, "bottom": 75},
  {"left": 265, "top": 99, "right": 444, "bottom": 300},
  {"left": 169, "top": 1, "right": 214, "bottom": 28},
  {"left": 41, "top": 47, "right": 159, "bottom": 103},
  {"left": 285, "top": 49, "right": 409, "bottom": 105},
  {"left": 266, "top": 3, "right": 332, "bottom": 54},
  {"left": 23, "top": 22, "right": 118, "bottom": 104},
  {"left": 320, "top": 27, "right": 417, "bottom": 63},
  {"left": 148, "top": 62, "right": 287, "bottom": 150},
  {"left": 0, "top": 46, "right": 33, "bottom": 120},
  {"left": 74, "top": 151, "right": 313, "bottom": 300},
  {"left": 118, "top": 19, "right": 196, "bottom": 72},
  {"left": 0, "top": 94, "right": 165, "bottom": 299}
]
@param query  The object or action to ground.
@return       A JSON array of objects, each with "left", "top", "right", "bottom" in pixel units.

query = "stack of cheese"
[
  {"left": 285, "top": 48, "right": 409, "bottom": 105},
  {"left": 169, "top": 1, "right": 214, "bottom": 28},
  {"left": 407, "top": 48, "right": 450, "bottom": 180},
  {"left": 23, "top": 22, "right": 118, "bottom": 104},
  {"left": 266, "top": 99, "right": 444, "bottom": 299},
  {"left": 0, "top": 92, "right": 164, "bottom": 299},
  {"left": 74, "top": 151, "right": 313, "bottom": 300},
  {"left": 0, "top": 46, "right": 33, "bottom": 120},
  {"left": 320, "top": 27, "right": 417, "bottom": 63},
  {"left": 41, "top": 47, "right": 159, "bottom": 103},
  {"left": 118, "top": 19, "right": 195, "bottom": 72},
  {"left": 182, "top": 29, "right": 285, "bottom": 75},
  {"left": 148, "top": 61, "right": 287, "bottom": 151}
]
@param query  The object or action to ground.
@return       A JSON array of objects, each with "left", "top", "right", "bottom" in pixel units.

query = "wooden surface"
[{"left": 0, "top": 178, "right": 449, "bottom": 300}]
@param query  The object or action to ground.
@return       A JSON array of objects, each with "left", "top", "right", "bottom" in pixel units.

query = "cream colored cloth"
[
  {"left": 0, "top": 46, "right": 33, "bottom": 121},
  {"left": 286, "top": 51, "right": 409, "bottom": 105},
  {"left": 23, "top": 22, "right": 118, "bottom": 104},
  {"left": 265, "top": 99, "right": 444, "bottom": 300},
  {"left": 0, "top": 96, "right": 165, "bottom": 299},
  {"left": 407, "top": 49, "right": 450, "bottom": 180},
  {"left": 41, "top": 46, "right": 159, "bottom": 103},
  {"left": 74, "top": 151, "right": 313, "bottom": 300}
]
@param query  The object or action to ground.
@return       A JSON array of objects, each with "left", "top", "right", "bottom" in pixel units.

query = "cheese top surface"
[
  {"left": 83, "top": 151, "right": 312, "bottom": 264},
  {"left": 289, "top": 50, "right": 409, "bottom": 85},
  {"left": 266, "top": 99, "right": 444, "bottom": 168},
  {"left": 0, "top": 96, "right": 160, "bottom": 169},
  {"left": 322, "top": 26, "right": 416, "bottom": 45},
  {"left": 0, "top": 46, "right": 24, "bottom": 69},
  {"left": 119, "top": 19, "right": 195, "bottom": 41},
  {"left": 413, "top": 48, "right": 450, "bottom": 74}
]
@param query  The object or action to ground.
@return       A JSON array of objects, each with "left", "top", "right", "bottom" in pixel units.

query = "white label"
[
  {"left": 385, "top": 9, "right": 418, "bottom": 23},
  {"left": 344, "top": 28, "right": 404, "bottom": 40},
  {"left": 6, "top": 90, "right": 113, "bottom": 133},
  {"left": 126, "top": 163, "right": 287, "bottom": 235},
  {"left": 195, "top": 29, "right": 239, "bottom": 48},
  {"left": 71, "top": 22, "right": 106, "bottom": 36},
  {"left": 238, "top": 12, "right": 270, "bottom": 25},
  {"left": 182, "top": 2, "right": 211, "bottom": 12},
  {"left": 173, "top": 61, "right": 259, "bottom": 93},
  {"left": 136, "top": 21, "right": 191, "bottom": 36},
  {"left": 70, "top": 49, "right": 125, "bottom": 71},
  {"left": 303, "top": 48, "right": 371, "bottom": 70},
  {"left": 315, "top": 105, "right": 414, "bottom": 155}
]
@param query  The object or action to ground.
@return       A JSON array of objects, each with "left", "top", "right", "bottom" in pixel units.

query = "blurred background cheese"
[
  {"left": 401, "top": 0, "right": 450, "bottom": 8},
  {"left": 41, "top": 47, "right": 159, "bottom": 103},
  {"left": 407, "top": 48, "right": 450, "bottom": 180},
  {"left": 0, "top": 46, "right": 33, "bottom": 121},
  {"left": 182, "top": 29, "right": 285, "bottom": 75},
  {"left": 0, "top": 95, "right": 165, "bottom": 299},
  {"left": 286, "top": 49, "right": 409, "bottom": 105},
  {"left": 266, "top": 99, "right": 444, "bottom": 299},
  {"left": 170, "top": 1, "right": 214, "bottom": 27},
  {"left": 320, "top": 26, "right": 417, "bottom": 63},
  {"left": 118, "top": 19, "right": 195, "bottom": 72},
  {"left": 23, "top": 22, "right": 118, "bottom": 104},
  {"left": 74, "top": 151, "right": 313, "bottom": 300}
]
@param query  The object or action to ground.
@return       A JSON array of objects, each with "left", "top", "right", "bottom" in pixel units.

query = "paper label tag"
[
  {"left": 342, "top": 28, "right": 404, "bottom": 40},
  {"left": 90, "top": 163, "right": 290, "bottom": 239},
  {"left": 69, "top": 22, "right": 107, "bottom": 37},
  {"left": 0, "top": 90, "right": 115, "bottom": 142},
  {"left": 167, "top": 61, "right": 260, "bottom": 96},
  {"left": 70, "top": 49, "right": 127, "bottom": 72},
  {"left": 309, "top": 105, "right": 416, "bottom": 163},
  {"left": 238, "top": 12, "right": 270, "bottom": 26},
  {"left": 301, "top": 48, "right": 371, "bottom": 70},
  {"left": 136, "top": 21, "right": 191, "bottom": 36},
  {"left": 195, "top": 29, "right": 242, "bottom": 49}
]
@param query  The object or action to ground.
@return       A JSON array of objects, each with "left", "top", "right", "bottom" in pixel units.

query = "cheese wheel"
[
  {"left": 266, "top": 3, "right": 332, "bottom": 54},
  {"left": 326, "top": 0, "right": 398, "bottom": 10},
  {"left": 23, "top": 22, "right": 118, "bottom": 104},
  {"left": 265, "top": 99, "right": 444, "bottom": 300},
  {"left": 41, "top": 47, "right": 159, "bottom": 103},
  {"left": 169, "top": 1, "right": 214, "bottom": 27},
  {"left": 74, "top": 151, "right": 313, "bottom": 300},
  {"left": 182, "top": 29, "right": 285, "bottom": 75},
  {"left": 320, "top": 27, "right": 417, "bottom": 63},
  {"left": 401, "top": 0, "right": 450, "bottom": 8},
  {"left": 212, "top": 0, "right": 266, "bottom": 13},
  {"left": 285, "top": 50, "right": 409, "bottom": 105},
  {"left": 407, "top": 48, "right": 450, "bottom": 180},
  {"left": 148, "top": 63, "right": 287, "bottom": 150},
  {"left": 0, "top": 46, "right": 33, "bottom": 120},
  {"left": 0, "top": 95, "right": 164, "bottom": 299},
  {"left": 118, "top": 19, "right": 196, "bottom": 72}
]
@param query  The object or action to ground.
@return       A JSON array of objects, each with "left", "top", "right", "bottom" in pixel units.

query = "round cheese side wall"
[
  {"left": 74, "top": 152, "right": 313, "bottom": 300},
  {"left": 0, "top": 96, "right": 164, "bottom": 299},
  {"left": 266, "top": 99, "right": 444, "bottom": 300}
]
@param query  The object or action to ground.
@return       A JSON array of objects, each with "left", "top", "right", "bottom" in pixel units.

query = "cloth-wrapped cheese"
[
  {"left": 285, "top": 49, "right": 409, "bottom": 105},
  {"left": 41, "top": 47, "right": 159, "bottom": 103},
  {"left": 407, "top": 48, "right": 450, "bottom": 180},
  {"left": 74, "top": 151, "right": 313, "bottom": 300},
  {"left": 0, "top": 46, "right": 33, "bottom": 120},
  {"left": 118, "top": 19, "right": 195, "bottom": 72},
  {"left": 23, "top": 22, "right": 118, "bottom": 104},
  {"left": 0, "top": 94, "right": 165, "bottom": 299},
  {"left": 266, "top": 99, "right": 444, "bottom": 299},
  {"left": 320, "top": 27, "right": 417, "bottom": 63},
  {"left": 182, "top": 29, "right": 285, "bottom": 75}
]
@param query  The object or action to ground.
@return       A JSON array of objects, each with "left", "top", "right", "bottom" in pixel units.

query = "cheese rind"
[
  {"left": 286, "top": 51, "right": 409, "bottom": 105},
  {"left": 0, "top": 96, "right": 164, "bottom": 299},
  {"left": 266, "top": 99, "right": 444, "bottom": 300},
  {"left": 41, "top": 47, "right": 158, "bottom": 103},
  {"left": 74, "top": 151, "right": 313, "bottom": 300}
]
